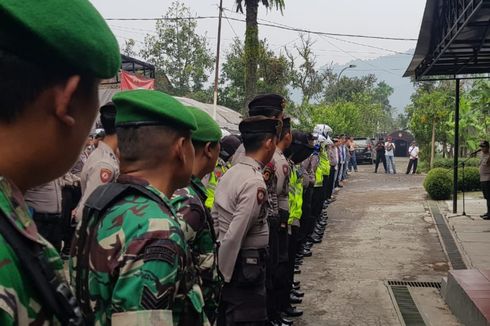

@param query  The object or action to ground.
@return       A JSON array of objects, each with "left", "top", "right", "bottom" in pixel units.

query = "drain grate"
[
  {"left": 428, "top": 201, "right": 467, "bottom": 270},
  {"left": 390, "top": 285, "right": 426, "bottom": 326},
  {"left": 387, "top": 280, "right": 441, "bottom": 289}
]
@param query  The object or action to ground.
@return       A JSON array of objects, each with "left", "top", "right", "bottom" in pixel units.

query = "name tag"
[{"left": 245, "top": 257, "right": 258, "bottom": 265}]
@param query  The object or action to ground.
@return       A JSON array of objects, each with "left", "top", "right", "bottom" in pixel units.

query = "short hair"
[
  {"left": 0, "top": 49, "right": 95, "bottom": 123},
  {"left": 192, "top": 140, "right": 219, "bottom": 152},
  {"left": 242, "top": 132, "right": 276, "bottom": 153},
  {"left": 100, "top": 103, "right": 116, "bottom": 135},
  {"left": 117, "top": 125, "right": 191, "bottom": 167}
]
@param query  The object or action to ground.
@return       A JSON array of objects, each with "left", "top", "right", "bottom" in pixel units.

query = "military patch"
[
  {"left": 282, "top": 164, "right": 289, "bottom": 175},
  {"left": 100, "top": 168, "right": 112, "bottom": 183},
  {"left": 141, "top": 285, "right": 172, "bottom": 310},
  {"left": 257, "top": 187, "right": 266, "bottom": 205},
  {"left": 263, "top": 171, "right": 270, "bottom": 182},
  {"left": 142, "top": 244, "right": 176, "bottom": 265}
]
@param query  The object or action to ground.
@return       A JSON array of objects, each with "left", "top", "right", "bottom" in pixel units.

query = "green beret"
[
  {"left": 0, "top": 0, "right": 120, "bottom": 78},
  {"left": 187, "top": 107, "right": 222, "bottom": 143},
  {"left": 113, "top": 90, "right": 197, "bottom": 131}
]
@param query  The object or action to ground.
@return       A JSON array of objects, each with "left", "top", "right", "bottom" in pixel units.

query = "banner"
[{"left": 120, "top": 70, "right": 155, "bottom": 90}]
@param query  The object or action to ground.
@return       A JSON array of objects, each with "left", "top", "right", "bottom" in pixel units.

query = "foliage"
[
  {"left": 236, "top": 0, "right": 286, "bottom": 113},
  {"left": 140, "top": 1, "right": 214, "bottom": 96},
  {"left": 458, "top": 167, "right": 481, "bottom": 192},
  {"left": 432, "top": 157, "right": 480, "bottom": 169},
  {"left": 219, "top": 38, "right": 290, "bottom": 112},
  {"left": 122, "top": 39, "right": 136, "bottom": 57},
  {"left": 424, "top": 168, "right": 453, "bottom": 200},
  {"left": 285, "top": 34, "right": 329, "bottom": 106}
]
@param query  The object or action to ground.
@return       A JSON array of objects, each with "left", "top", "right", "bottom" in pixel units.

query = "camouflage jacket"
[
  {"left": 171, "top": 176, "right": 221, "bottom": 323},
  {"left": 69, "top": 175, "right": 208, "bottom": 326},
  {"left": 0, "top": 177, "right": 65, "bottom": 325}
]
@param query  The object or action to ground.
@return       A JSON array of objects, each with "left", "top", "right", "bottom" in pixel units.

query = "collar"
[
  {"left": 190, "top": 175, "right": 206, "bottom": 195},
  {"left": 238, "top": 156, "right": 264, "bottom": 170},
  {"left": 116, "top": 174, "right": 176, "bottom": 215},
  {"left": 98, "top": 141, "right": 119, "bottom": 161},
  {"left": 0, "top": 177, "right": 45, "bottom": 245}
]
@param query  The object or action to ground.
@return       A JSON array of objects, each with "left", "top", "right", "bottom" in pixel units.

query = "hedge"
[
  {"left": 432, "top": 157, "right": 480, "bottom": 169},
  {"left": 424, "top": 168, "right": 453, "bottom": 200},
  {"left": 458, "top": 167, "right": 481, "bottom": 192}
]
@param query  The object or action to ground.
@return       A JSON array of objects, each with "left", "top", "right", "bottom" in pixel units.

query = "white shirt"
[
  {"left": 408, "top": 146, "right": 419, "bottom": 160},
  {"left": 385, "top": 142, "right": 395, "bottom": 156}
]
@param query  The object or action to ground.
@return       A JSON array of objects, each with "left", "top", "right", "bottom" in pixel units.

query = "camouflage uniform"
[
  {"left": 0, "top": 177, "right": 64, "bottom": 325},
  {"left": 171, "top": 176, "right": 221, "bottom": 323},
  {"left": 70, "top": 175, "right": 208, "bottom": 325}
]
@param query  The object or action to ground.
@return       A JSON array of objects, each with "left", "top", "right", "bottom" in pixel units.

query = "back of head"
[
  {"left": 220, "top": 135, "right": 242, "bottom": 161},
  {"left": 248, "top": 94, "right": 285, "bottom": 118},
  {"left": 239, "top": 115, "right": 281, "bottom": 154},
  {"left": 100, "top": 102, "right": 117, "bottom": 136}
]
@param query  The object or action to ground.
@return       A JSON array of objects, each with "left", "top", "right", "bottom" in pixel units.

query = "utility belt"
[
  {"left": 231, "top": 248, "right": 268, "bottom": 287},
  {"left": 32, "top": 212, "right": 62, "bottom": 222}
]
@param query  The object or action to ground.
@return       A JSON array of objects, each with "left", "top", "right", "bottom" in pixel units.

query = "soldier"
[
  {"left": 0, "top": 0, "right": 119, "bottom": 324},
  {"left": 231, "top": 94, "right": 285, "bottom": 166},
  {"left": 70, "top": 90, "right": 208, "bottom": 325},
  {"left": 74, "top": 102, "right": 120, "bottom": 222},
  {"left": 204, "top": 134, "right": 242, "bottom": 210},
  {"left": 171, "top": 107, "right": 223, "bottom": 323},
  {"left": 213, "top": 116, "right": 282, "bottom": 326}
]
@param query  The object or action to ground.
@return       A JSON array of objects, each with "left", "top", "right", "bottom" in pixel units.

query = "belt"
[{"left": 32, "top": 212, "right": 62, "bottom": 222}]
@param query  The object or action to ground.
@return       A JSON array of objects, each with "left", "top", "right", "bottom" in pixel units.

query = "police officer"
[
  {"left": 74, "top": 102, "right": 120, "bottom": 222},
  {"left": 0, "top": 0, "right": 119, "bottom": 323},
  {"left": 204, "top": 134, "right": 242, "bottom": 210},
  {"left": 231, "top": 94, "right": 285, "bottom": 165},
  {"left": 70, "top": 90, "right": 208, "bottom": 325},
  {"left": 171, "top": 107, "right": 223, "bottom": 323},
  {"left": 213, "top": 116, "right": 281, "bottom": 326}
]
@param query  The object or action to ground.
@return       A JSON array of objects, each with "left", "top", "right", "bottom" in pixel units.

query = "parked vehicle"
[{"left": 353, "top": 137, "right": 374, "bottom": 164}]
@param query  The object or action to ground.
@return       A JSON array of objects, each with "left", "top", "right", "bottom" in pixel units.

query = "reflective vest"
[
  {"left": 288, "top": 164, "right": 303, "bottom": 225},
  {"left": 205, "top": 159, "right": 228, "bottom": 209},
  {"left": 314, "top": 150, "right": 330, "bottom": 187}
]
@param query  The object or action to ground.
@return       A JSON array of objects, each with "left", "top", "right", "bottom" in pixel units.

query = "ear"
[
  {"left": 265, "top": 137, "right": 276, "bottom": 151},
  {"left": 53, "top": 75, "right": 81, "bottom": 127},
  {"left": 175, "top": 137, "right": 186, "bottom": 164},
  {"left": 203, "top": 142, "right": 213, "bottom": 159}
]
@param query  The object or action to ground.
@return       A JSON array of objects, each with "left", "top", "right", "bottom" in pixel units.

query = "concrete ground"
[
  {"left": 442, "top": 193, "right": 490, "bottom": 270},
  {"left": 294, "top": 158, "right": 459, "bottom": 326}
]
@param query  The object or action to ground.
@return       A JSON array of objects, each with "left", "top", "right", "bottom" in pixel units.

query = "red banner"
[{"left": 120, "top": 70, "right": 155, "bottom": 90}]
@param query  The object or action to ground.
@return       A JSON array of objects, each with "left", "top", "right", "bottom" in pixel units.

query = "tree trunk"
[
  {"left": 442, "top": 141, "right": 447, "bottom": 158},
  {"left": 430, "top": 120, "right": 436, "bottom": 168},
  {"left": 244, "top": 0, "right": 259, "bottom": 115}
]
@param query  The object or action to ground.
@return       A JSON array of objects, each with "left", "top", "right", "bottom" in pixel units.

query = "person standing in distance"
[
  {"left": 74, "top": 102, "right": 119, "bottom": 222},
  {"left": 385, "top": 137, "right": 397, "bottom": 174},
  {"left": 171, "top": 107, "right": 223, "bottom": 324},
  {"left": 478, "top": 141, "right": 490, "bottom": 219},
  {"left": 70, "top": 90, "right": 208, "bottom": 325},
  {"left": 0, "top": 0, "right": 120, "bottom": 324},
  {"left": 213, "top": 116, "right": 282, "bottom": 326},
  {"left": 406, "top": 141, "right": 419, "bottom": 174}
]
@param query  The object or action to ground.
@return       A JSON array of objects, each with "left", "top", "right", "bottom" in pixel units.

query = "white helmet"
[{"left": 313, "top": 124, "right": 333, "bottom": 138}]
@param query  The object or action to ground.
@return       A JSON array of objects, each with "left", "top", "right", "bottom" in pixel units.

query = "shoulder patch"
[
  {"left": 282, "top": 164, "right": 289, "bottom": 175},
  {"left": 142, "top": 244, "right": 176, "bottom": 265},
  {"left": 257, "top": 187, "right": 266, "bottom": 205},
  {"left": 100, "top": 168, "right": 113, "bottom": 183}
]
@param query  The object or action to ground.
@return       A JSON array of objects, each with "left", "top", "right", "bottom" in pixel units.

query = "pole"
[
  {"left": 453, "top": 78, "right": 460, "bottom": 214},
  {"left": 212, "top": 0, "right": 223, "bottom": 120}
]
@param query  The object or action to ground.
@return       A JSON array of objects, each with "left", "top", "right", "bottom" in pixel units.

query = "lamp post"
[{"left": 337, "top": 64, "right": 356, "bottom": 101}]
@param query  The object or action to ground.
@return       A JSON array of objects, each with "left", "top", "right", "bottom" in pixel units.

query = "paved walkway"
[
  {"left": 295, "top": 159, "right": 457, "bottom": 325},
  {"left": 442, "top": 193, "right": 490, "bottom": 270}
]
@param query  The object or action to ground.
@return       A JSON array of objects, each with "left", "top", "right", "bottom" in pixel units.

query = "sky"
[{"left": 90, "top": 0, "right": 427, "bottom": 110}]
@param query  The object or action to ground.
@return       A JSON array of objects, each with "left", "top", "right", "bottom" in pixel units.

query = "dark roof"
[
  {"left": 121, "top": 54, "right": 155, "bottom": 74},
  {"left": 404, "top": 0, "right": 490, "bottom": 80}
]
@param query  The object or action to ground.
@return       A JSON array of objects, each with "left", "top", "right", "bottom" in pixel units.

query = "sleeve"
[
  {"left": 110, "top": 227, "right": 187, "bottom": 323},
  {"left": 75, "top": 162, "right": 116, "bottom": 221},
  {"left": 218, "top": 180, "right": 265, "bottom": 282}
]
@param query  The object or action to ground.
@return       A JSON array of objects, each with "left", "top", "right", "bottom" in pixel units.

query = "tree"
[
  {"left": 220, "top": 37, "right": 290, "bottom": 112},
  {"left": 236, "top": 0, "right": 285, "bottom": 113},
  {"left": 140, "top": 1, "right": 214, "bottom": 96},
  {"left": 285, "top": 34, "right": 329, "bottom": 106},
  {"left": 122, "top": 39, "right": 136, "bottom": 57}
]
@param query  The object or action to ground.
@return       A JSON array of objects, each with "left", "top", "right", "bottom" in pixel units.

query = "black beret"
[
  {"left": 248, "top": 94, "right": 286, "bottom": 117},
  {"left": 220, "top": 134, "right": 242, "bottom": 160},
  {"left": 292, "top": 131, "right": 311, "bottom": 147},
  {"left": 282, "top": 117, "right": 291, "bottom": 130},
  {"left": 239, "top": 116, "right": 282, "bottom": 136}
]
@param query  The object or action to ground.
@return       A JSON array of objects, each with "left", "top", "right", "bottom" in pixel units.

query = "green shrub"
[
  {"left": 465, "top": 158, "right": 480, "bottom": 167},
  {"left": 424, "top": 168, "right": 453, "bottom": 200},
  {"left": 417, "top": 161, "right": 429, "bottom": 174},
  {"left": 432, "top": 158, "right": 454, "bottom": 169},
  {"left": 458, "top": 167, "right": 481, "bottom": 191}
]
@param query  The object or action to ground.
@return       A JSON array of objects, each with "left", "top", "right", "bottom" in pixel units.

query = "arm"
[
  {"left": 218, "top": 180, "right": 264, "bottom": 282},
  {"left": 75, "top": 162, "right": 117, "bottom": 221}
]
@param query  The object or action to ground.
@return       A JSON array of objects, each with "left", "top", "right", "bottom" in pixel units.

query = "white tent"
[{"left": 98, "top": 88, "right": 242, "bottom": 133}]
